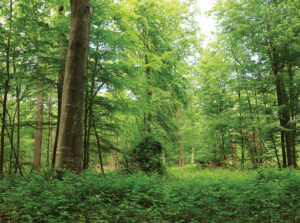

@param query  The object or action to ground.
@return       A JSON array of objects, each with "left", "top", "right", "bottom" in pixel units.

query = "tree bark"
[
  {"left": 176, "top": 109, "right": 184, "bottom": 167},
  {"left": 92, "top": 114, "right": 104, "bottom": 173},
  {"left": 0, "top": 0, "right": 13, "bottom": 175},
  {"left": 52, "top": 6, "right": 68, "bottom": 167},
  {"left": 254, "top": 88, "right": 263, "bottom": 165},
  {"left": 46, "top": 90, "right": 53, "bottom": 167},
  {"left": 46, "top": 123, "right": 51, "bottom": 167},
  {"left": 55, "top": 0, "right": 90, "bottom": 173},
  {"left": 281, "top": 131, "right": 287, "bottom": 168},
  {"left": 261, "top": 90, "right": 282, "bottom": 168},
  {"left": 268, "top": 39, "right": 294, "bottom": 167},
  {"left": 8, "top": 128, "right": 13, "bottom": 175},
  {"left": 232, "top": 137, "right": 237, "bottom": 168},
  {"left": 4, "top": 121, "right": 23, "bottom": 176},
  {"left": 51, "top": 123, "right": 55, "bottom": 156},
  {"left": 273, "top": 65, "right": 294, "bottom": 167},
  {"left": 33, "top": 77, "right": 44, "bottom": 169},
  {"left": 15, "top": 86, "right": 21, "bottom": 173},
  {"left": 8, "top": 57, "right": 17, "bottom": 175},
  {"left": 245, "top": 88, "right": 260, "bottom": 167},
  {"left": 238, "top": 90, "right": 245, "bottom": 167},
  {"left": 221, "top": 128, "right": 226, "bottom": 161},
  {"left": 287, "top": 63, "right": 297, "bottom": 167},
  {"left": 83, "top": 87, "right": 90, "bottom": 170},
  {"left": 83, "top": 58, "right": 97, "bottom": 170}
]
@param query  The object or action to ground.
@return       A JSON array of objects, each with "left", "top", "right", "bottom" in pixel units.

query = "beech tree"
[
  {"left": 32, "top": 69, "right": 44, "bottom": 169},
  {"left": 55, "top": 0, "right": 90, "bottom": 173}
]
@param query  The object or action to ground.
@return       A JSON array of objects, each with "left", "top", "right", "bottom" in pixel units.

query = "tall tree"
[
  {"left": 176, "top": 109, "right": 184, "bottom": 166},
  {"left": 0, "top": 0, "right": 13, "bottom": 175},
  {"left": 52, "top": 5, "right": 69, "bottom": 167},
  {"left": 55, "top": 0, "right": 90, "bottom": 173},
  {"left": 32, "top": 74, "right": 44, "bottom": 169}
]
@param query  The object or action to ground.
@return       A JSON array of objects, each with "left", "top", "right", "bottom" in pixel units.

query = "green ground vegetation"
[{"left": 1, "top": 166, "right": 299, "bottom": 223}]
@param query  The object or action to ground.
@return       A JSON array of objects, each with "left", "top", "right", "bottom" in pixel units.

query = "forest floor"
[{"left": 0, "top": 165, "right": 299, "bottom": 222}]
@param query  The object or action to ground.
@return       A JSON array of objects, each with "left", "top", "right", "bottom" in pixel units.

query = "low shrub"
[{"left": 122, "top": 135, "right": 165, "bottom": 174}]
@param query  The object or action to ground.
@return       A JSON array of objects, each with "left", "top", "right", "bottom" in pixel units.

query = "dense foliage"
[
  {"left": 123, "top": 135, "right": 165, "bottom": 174},
  {"left": 0, "top": 167, "right": 299, "bottom": 222}
]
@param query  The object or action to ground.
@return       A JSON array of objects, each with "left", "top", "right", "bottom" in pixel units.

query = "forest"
[{"left": 0, "top": 0, "right": 299, "bottom": 222}]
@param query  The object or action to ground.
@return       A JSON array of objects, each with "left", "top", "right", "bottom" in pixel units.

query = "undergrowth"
[{"left": 0, "top": 166, "right": 299, "bottom": 222}]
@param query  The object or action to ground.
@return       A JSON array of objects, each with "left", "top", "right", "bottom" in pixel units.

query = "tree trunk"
[
  {"left": 240, "top": 133, "right": 245, "bottom": 167},
  {"left": 145, "top": 54, "right": 152, "bottom": 133},
  {"left": 254, "top": 88, "right": 263, "bottom": 165},
  {"left": 83, "top": 65, "right": 96, "bottom": 170},
  {"left": 4, "top": 122, "right": 23, "bottom": 176},
  {"left": 269, "top": 132, "right": 281, "bottom": 168},
  {"left": 232, "top": 137, "right": 237, "bottom": 168},
  {"left": 92, "top": 114, "right": 104, "bottom": 173},
  {"left": 113, "top": 136, "right": 119, "bottom": 169},
  {"left": 245, "top": 87, "right": 260, "bottom": 167},
  {"left": 9, "top": 58, "right": 17, "bottom": 175},
  {"left": 51, "top": 123, "right": 55, "bottom": 156},
  {"left": 268, "top": 40, "right": 295, "bottom": 167},
  {"left": 280, "top": 131, "right": 287, "bottom": 167},
  {"left": 273, "top": 66, "right": 294, "bottom": 167},
  {"left": 287, "top": 64, "right": 297, "bottom": 167},
  {"left": 15, "top": 86, "right": 21, "bottom": 173},
  {"left": 261, "top": 90, "right": 282, "bottom": 168},
  {"left": 83, "top": 88, "right": 90, "bottom": 170},
  {"left": 33, "top": 78, "right": 44, "bottom": 169},
  {"left": 52, "top": 7, "right": 68, "bottom": 167},
  {"left": 9, "top": 129, "right": 13, "bottom": 175},
  {"left": 176, "top": 109, "right": 184, "bottom": 167},
  {"left": 238, "top": 90, "right": 245, "bottom": 167},
  {"left": 0, "top": 0, "right": 13, "bottom": 175},
  {"left": 46, "top": 121, "right": 51, "bottom": 167},
  {"left": 55, "top": 0, "right": 90, "bottom": 173},
  {"left": 221, "top": 128, "right": 226, "bottom": 161},
  {"left": 191, "top": 146, "right": 195, "bottom": 164},
  {"left": 46, "top": 90, "right": 53, "bottom": 167}
]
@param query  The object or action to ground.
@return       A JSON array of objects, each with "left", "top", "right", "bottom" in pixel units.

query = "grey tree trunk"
[{"left": 55, "top": 0, "right": 90, "bottom": 173}]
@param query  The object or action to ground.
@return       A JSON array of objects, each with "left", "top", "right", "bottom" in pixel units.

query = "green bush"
[
  {"left": 0, "top": 167, "right": 299, "bottom": 222},
  {"left": 123, "top": 135, "right": 165, "bottom": 174}
]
